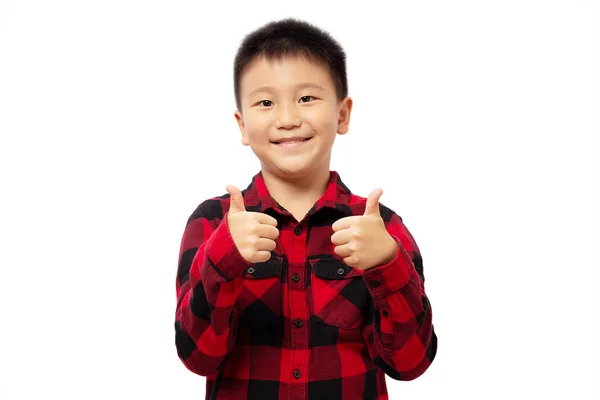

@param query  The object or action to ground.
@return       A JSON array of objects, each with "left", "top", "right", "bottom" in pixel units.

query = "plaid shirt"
[{"left": 175, "top": 170, "right": 437, "bottom": 400}]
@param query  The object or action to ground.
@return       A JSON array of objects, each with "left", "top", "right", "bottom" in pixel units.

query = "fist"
[
  {"left": 225, "top": 185, "right": 280, "bottom": 264},
  {"left": 331, "top": 188, "right": 398, "bottom": 270}
]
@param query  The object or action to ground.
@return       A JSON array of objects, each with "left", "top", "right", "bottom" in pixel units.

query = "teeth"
[{"left": 277, "top": 138, "right": 308, "bottom": 144}]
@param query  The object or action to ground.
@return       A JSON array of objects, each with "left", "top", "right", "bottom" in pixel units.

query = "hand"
[
  {"left": 226, "top": 185, "right": 280, "bottom": 264},
  {"left": 331, "top": 188, "right": 398, "bottom": 270}
]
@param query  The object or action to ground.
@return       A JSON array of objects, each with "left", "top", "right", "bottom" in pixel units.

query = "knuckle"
[
  {"left": 248, "top": 222, "right": 259, "bottom": 234},
  {"left": 243, "top": 250, "right": 252, "bottom": 262}
]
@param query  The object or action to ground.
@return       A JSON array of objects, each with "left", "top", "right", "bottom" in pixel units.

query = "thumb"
[
  {"left": 226, "top": 185, "right": 245, "bottom": 213},
  {"left": 364, "top": 188, "right": 383, "bottom": 217}
]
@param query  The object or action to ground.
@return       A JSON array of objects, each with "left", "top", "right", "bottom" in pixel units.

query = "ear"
[
  {"left": 234, "top": 109, "right": 250, "bottom": 146},
  {"left": 337, "top": 96, "right": 353, "bottom": 135}
]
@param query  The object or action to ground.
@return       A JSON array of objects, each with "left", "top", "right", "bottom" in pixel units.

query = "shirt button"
[
  {"left": 337, "top": 268, "right": 345, "bottom": 275},
  {"left": 292, "top": 273, "right": 300, "bottom": 283},
  {"left": 247, "top": 267, "right": 255, "bottom": 275},
  {"left": 294, "top": 318, "right": 303, "bottom": 328},
  {"left": 370, "top": 280, "right": 379, "bottom": 288},
  {"left": 293, "top": 369, "right": 301, "bottom": 379},
  {"left": 382, "top": 310, "right": 389, "bottom": 318},
  {"left": 294, "top": 227, "right": 302, "bottom": 236}
]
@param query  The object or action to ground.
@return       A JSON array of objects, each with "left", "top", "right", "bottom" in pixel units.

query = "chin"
[{"left": 269, "top": 162, "right": 314, "bottom": 176}]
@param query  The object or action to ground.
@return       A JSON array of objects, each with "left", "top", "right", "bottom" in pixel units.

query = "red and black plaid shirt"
[{"left": 175, "top": 170, "right": 437, "bottom": 400}]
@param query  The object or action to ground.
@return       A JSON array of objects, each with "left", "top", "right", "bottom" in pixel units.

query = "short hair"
[{"left": 233, "top": 18, "right": 348, "bottom": 112}]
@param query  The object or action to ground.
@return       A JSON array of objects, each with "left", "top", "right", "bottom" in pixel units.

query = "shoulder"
[{"left": 185, "top": 190, "right": 239, "bottom": 227}]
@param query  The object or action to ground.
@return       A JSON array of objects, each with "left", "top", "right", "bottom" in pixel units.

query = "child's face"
[{"left": 235, "top": 55, "right": 352, "bottom": 178}]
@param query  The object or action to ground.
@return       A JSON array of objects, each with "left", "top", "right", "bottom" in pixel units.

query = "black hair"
[{"left": 233, "top": 18, "right": 348, "bottom": 112}]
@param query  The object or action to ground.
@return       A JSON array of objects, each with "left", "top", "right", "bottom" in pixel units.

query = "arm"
[
  {"left": 174, "top": 203, "right": 252, "bottom": 376},
  {"left": 362, "top": 211, "right": 437, "bottom": 380}
]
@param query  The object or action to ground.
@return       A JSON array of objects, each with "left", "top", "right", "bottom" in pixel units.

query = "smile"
[{"left": 272, "top": 137, "right": 312, "bottom": 148}]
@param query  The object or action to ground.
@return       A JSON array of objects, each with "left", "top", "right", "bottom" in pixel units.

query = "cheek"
[
  {"left": 247, "top": 135, "right": 270, "bottom": 149},
  {"left": 244, "top": 125, "right": 271, "bottom": 145},
  {"left": 244, "top": 110, "right": 270, "bottom": 130},
  {"left": 305, "top": 107, "right": 338, "bottom": 130}
]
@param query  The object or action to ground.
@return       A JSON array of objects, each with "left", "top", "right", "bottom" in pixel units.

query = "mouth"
[{"left": 271, "top": 137, "right": 313, "bottom": 145}]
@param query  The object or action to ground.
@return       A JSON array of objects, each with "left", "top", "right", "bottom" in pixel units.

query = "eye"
[
  {"left": 258, "top": 100, "right": 273, "bottom": 107},
  {"left": 299, "top": 95, "right": 314, "bottom": 103}
]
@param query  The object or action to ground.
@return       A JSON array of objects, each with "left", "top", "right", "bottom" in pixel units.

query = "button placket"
[{"left": 288, "top": 222, "right": 307, "bottom": 392}]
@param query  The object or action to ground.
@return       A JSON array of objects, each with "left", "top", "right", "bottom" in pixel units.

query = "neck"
[{"left": 260, "top": 166, "right": 331, "bottom": 209}]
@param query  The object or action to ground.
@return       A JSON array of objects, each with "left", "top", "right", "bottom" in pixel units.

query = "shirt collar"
[{"left": 242, "top": 170, "right": 353, "bottom": 218}]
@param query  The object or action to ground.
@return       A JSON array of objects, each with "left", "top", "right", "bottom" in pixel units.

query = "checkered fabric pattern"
[{"left": 175, "top": 170, "right": 437, "bottom": 399}]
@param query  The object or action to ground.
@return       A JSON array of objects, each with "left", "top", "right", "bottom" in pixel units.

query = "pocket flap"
[
  {"left": 244, "top": 252, "right": 285, "bottom": 279},
  {"left": 308, "top": 255, "right": 363, "bottom": 279}
]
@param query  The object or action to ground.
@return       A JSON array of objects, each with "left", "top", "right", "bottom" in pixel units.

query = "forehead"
[{"left": 240, "top": 55, "right": 334, "bottom": 96}]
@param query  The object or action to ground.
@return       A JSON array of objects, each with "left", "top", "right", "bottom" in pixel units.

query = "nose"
[{"left": 274, "top": 101, "right": 301, "bottom": 129}]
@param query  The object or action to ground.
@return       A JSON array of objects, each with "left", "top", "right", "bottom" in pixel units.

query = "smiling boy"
[{"left": 175, "top": 18, "right": 437, "bottom": 400}]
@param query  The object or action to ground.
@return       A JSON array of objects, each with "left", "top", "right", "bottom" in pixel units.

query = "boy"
[{"left": 175, "top": 18, "right": 437, "bottom": 400}]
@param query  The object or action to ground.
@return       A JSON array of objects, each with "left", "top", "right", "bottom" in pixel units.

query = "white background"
[{"left": 0, "top": 1, "right": 597, "bottom": 399}]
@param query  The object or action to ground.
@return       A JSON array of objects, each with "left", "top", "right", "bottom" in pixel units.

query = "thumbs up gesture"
[
  {"left": 331, "top": 189, "right": 398, "bottom": 270},
  {"left": 226, "top": 185, "right": 280, "bottom": 264}
]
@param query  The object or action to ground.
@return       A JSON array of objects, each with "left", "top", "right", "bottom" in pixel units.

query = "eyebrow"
[{"left": 247, "top": 82, "right": 326, "bottom": 97}]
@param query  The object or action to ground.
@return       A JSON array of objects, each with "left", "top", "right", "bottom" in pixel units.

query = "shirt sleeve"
[
  {"left": 174, "top": 203, "right": 253, "bottom": 376},
  {"left": 361, "top": 211, "right": 438, "bottom": 381}
]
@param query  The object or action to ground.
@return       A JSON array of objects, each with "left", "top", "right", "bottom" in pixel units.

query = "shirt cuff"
[
  {"left": 362, "top": 235, "right": 413, "bottom": 298},
  {"left": 202, "top": 211, "right": 253, "bottom": 282}
]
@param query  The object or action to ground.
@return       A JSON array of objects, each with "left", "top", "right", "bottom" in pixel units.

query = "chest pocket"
[
  {"left": 236, "top": 253, "right": 285, "bottom": 328},
  {"left": 309, "top": 255, "right": 370, "bottom": 329}
]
